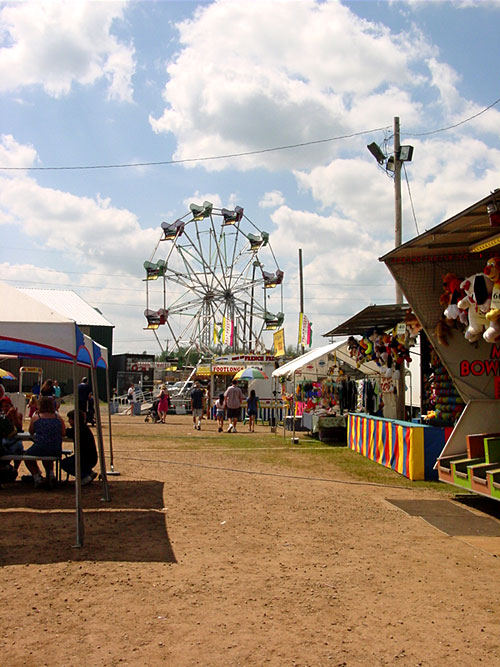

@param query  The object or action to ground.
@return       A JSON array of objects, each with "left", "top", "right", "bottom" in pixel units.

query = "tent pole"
[
  {"left": 73, "top": 359, "right": 84, "bottom": 548},
  {"left": 105, "top": 366, "right": 120, "bottom": 476},
  {"left": 292, "top": 370, "right": 298, "bottom": 444},
  {"left": 91, "top": 364, "right": 110, "bottom": 502}
]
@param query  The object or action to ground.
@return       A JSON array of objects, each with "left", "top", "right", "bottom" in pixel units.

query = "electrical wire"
[
  {"left": 403, "top": 95, "right": 500, "bottom": 137},
  {"left": 0, "top": 125, "right": 391, "bottom": 171},
  {"left": 1, "top": 95, "right": 498, "bottom": 172},
  {"left": 403, "top": 163, "right": 420, "bottom": 236},
  {"left": 118, "top": 454, "right": 413, "bottom": 490}
]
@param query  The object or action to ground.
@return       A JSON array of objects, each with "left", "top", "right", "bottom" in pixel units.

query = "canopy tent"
[
  {"left": 0, "top": 282, "right": 111, "bottom": 546},
  {"left": 272, "top": 339, "right": 381, "bottom": 380},
  {"left": 322, "top": 304, "right": 410, "bottom": 338}
]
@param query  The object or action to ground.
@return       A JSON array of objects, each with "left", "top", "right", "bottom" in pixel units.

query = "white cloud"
[
  {"left": 0, "top": 1, "right": 135, "bottom": 101},
  {"left": 150, "top": 0, "right": 435, "bottom": 171},
  {"left": 0, "top": 138, "right": 157, "bottom": 276},
  {"left": 259, "top": 191, "right": 285, "bottom": 209}
]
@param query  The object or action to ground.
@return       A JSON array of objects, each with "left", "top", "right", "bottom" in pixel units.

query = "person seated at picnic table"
[
  {"left": 0, "top": 398, "right": 24, "bottom": 477},
  {"left": 0, "top": 395, "right": 23, "bottom": 433},
  {"left": 25, "top": 396, "right": 66, "bottom": 489},
  {"left": 61, "top": 409, "right": 98, "bottom": 486}
]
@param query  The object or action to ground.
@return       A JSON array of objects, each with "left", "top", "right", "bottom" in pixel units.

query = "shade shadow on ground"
[
  {"left": 0, "top": 478, "right": 164, "bottom": 510},
  {"left": 0, "top": 480, "right": 176, "bottom": 564},
  {"left": 386, "top": 498, "right": 500, "bottom": 537}
]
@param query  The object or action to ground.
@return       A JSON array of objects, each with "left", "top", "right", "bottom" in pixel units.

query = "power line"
[
  {"left": 403, "top": 95, "right": 500, "bottom": 137},
  {"left": 0, "top": 126, "right": 391, "bottom": 171},
  {"left": 1, "top": 94, "right": 498, "bottom": 172},
  {"left": 403, "top": 163, "right": 419, "bottom": 236}
]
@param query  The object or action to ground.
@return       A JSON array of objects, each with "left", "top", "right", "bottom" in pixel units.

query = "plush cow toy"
[{"left": 457, "top": 273, "right": 492, "bottom": 342}]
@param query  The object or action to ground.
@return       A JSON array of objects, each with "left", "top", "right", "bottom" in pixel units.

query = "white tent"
[
  {"left": 0, "top": 282, "right": 110, "bottom": 546},
  {"left": 272, "top": 339, "right": 381, "bottom": 379}
]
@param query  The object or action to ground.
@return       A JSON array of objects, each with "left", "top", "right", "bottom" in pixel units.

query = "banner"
[
  {"left": 213, "top": 322, "right": 223, "bottom": 344},
  {"left": 298, "top": 312, "right": 312, "bottom": 347},
  {"left": 273, "top": 328, "right": 285, "bottom": 357},
  {"left": 222, "top": 317, "right": 234, "bottom": 346}
]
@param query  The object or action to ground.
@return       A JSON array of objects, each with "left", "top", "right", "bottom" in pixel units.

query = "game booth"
[
  {"left": 381, "top": 191, "right": 500, "bottom": 498},
  {"left": 272, "top": 339, "right": 383, "bottom": 442},
  {"left": 323, "top": 304, "right": 448, "bottom": 481}
]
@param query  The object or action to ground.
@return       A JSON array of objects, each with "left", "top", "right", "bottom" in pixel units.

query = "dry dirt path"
[{"left": 2, "top": 414, "right": 500, "bottom": 666}]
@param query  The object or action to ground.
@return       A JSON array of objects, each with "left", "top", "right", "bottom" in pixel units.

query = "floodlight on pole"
[{"left": 367, "top": 142, "right": 386, "bottom": 165}]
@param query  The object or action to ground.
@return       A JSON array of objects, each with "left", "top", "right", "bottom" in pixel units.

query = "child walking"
[{"left": 215, "top": 393, "right": 225, "bottom": 433}]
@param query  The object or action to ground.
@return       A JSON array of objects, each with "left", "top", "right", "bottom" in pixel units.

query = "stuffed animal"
[
  {"left": 435, "top": 316, "right": 452, "bottom": 346},
  {"left": 440, "top": 273, "right": 467, "bottom": 323},
  {"left": 483, "top": 257, "right": 500, "bottom": 343},
  {"left": 457, "top": 273, "right": 492, "bottom": 342}
]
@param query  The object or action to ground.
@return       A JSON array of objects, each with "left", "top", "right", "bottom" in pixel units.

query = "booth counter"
[{"left": 347, "top": 413, "right": 451, "bottom": 481}]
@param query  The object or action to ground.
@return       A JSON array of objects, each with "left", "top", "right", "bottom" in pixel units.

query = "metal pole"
[
  {"left": 91, "top": 364, "right": 111, "bottom": 501},
  {"left": 299, "top": 248, "right": 305, "bottom": 355},
  {"left": 394, "top": 116, "right": 405, "bottom": 421},
  {"left": 106, "top": 366, "right": 120, "bottom": 475},
  {"left": 394, "top": 117, "right": 403, "bottom": 303},
  {"left": 249, "top": 263, "right": 256, "bottom": 352},
  {"left": 72, "top": 360, "right": 84, "bottom": 548}
]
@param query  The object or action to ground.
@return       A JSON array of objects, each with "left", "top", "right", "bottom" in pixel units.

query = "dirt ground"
[{"left": 2, "top": 412, "right": 500, "bottom": 666}]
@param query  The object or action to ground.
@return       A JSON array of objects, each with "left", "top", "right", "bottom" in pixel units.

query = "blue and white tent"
[{"left": 0, "top": 282, "right": 111, "bottom": 546}]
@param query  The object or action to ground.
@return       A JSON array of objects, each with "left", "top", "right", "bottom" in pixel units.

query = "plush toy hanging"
[
  {"left": 484, "top": 257, "right": 500, "bottom": 343},
  {"left": 439, "top": 273, "right": 466, "bottom": 323},
  {"left": 457, "top": 273, "right": 492, "bottom": 343}
]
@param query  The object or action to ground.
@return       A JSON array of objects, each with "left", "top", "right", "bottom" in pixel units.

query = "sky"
[{"left": 2, "top": 0, "right": 500, "bottom": 357}]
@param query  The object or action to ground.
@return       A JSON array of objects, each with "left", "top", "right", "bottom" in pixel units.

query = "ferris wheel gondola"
[{"left": 143, "top": 201, "right": 284, "bottom": 356}]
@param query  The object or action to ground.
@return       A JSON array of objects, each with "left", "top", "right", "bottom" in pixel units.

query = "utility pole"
[
  {"left": 298, "top": 248, "right": 305, "bottom": 355},
  {"left": 394, "top": 117, "right": 403, "bottom": 304},
  {"left": 394, "top": 116, "right": 405, "bottom": 420}
]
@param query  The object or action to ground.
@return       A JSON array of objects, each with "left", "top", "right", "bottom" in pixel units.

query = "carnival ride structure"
[{"left": 143, "top": 201, "right": 284, "bottom": 357}]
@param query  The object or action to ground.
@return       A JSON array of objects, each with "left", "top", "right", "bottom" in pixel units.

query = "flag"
[
  {"left": 273, "top": 328, "right": 285, "bottom": 357},
  {"left": 222, "top": 317, "right": 234, "bottom": 346},
  {"left": 214, "top": 322, "right": 223, "bottom": 344},
  {"left": 298, "top": 313, "right": 312, "bottom": 347}
]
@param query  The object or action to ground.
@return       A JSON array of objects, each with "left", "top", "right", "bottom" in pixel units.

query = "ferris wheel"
[{"left": 143, "top": 201, "right": 284, "bottom": 356}]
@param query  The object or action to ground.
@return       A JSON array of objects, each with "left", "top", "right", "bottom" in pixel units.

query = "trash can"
[{"left": 133, "top": 401, "right": 142, "bottom": 416}]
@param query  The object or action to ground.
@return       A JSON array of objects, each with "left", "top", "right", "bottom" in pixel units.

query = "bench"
[{"left": 0, "top": 449, "right": 72, "bottom": 483}]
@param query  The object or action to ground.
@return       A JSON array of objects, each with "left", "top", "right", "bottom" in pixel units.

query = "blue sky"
[{"left": 1, "top": 0, "right": 500, "bottom": 356}]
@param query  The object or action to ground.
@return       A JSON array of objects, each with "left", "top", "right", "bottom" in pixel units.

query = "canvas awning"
[
  {"left": 272, "top": 339, "right": 381, "bottom": 379},
  {"left": 323, "top": 304, "right": 410, "bottom": 338}
]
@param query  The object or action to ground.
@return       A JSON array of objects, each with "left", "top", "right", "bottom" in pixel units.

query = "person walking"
[
  {"left": 125, "top": 384, "right": 136, "bottom": 416},
  {"left": 214, "top": 393, "right": 225, "bottom": 433},
  {"left": 158, "top": 385, "right": 170, "bottom": 423},
  {"left": 190, "top": 382, "right": 205, "bottom": 430},
  {"left": 246, "top": 389, "right": 259, "bottom": 432},
  {"left": 224, "top": 379, "right": 244, "bottom": 433},
  {"left": 53, "top": 380, "right": 62, "bottom": 410}
]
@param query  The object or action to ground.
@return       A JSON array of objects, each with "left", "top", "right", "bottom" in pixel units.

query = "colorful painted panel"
[{"left": 347, "top": 414, "right": 446, "bottom": 481}]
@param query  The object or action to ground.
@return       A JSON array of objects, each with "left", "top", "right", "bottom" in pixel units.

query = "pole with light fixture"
[{"left": 367, "top": 118, "right": 414, "bottom": 420}]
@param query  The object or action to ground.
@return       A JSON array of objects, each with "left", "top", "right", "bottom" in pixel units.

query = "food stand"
[{"left": 381, "top": 191, "right": 500, "bottom": 497}]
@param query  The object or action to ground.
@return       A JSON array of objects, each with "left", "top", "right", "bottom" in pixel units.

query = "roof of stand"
[
  {"left": 323, "top": 304, "right": 410, "bottom": 337},
  {"left": 381, "top": 190, "right": 500, "bottom": 260}
]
